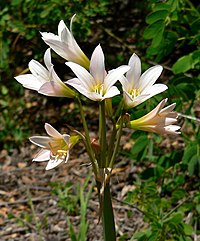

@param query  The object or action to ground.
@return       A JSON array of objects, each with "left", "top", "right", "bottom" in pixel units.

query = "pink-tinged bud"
[{"left": 127, "top": 99, "right": 181, "bottom": 135}]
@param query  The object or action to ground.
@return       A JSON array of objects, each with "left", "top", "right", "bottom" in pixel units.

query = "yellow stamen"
[
  {"left": 129, "top": 88, "right": 141, "bottom": 98},
  {"left": 94, "top": 84, "right": 104, "bottom": 95}
]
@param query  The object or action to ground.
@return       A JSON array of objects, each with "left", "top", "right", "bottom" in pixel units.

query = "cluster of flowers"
[{"left": 15, "top": 16, "right": 180, "bottom": 171}]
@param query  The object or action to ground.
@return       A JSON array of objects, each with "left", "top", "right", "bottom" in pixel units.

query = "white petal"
[
  {"left": 41, "top": 32, "right": 60, "bottom": 41},
  {"left": 58, "top": 20, "right": 70, "bottom": 41},
  {"left": 138, "top": 99, "right": 168, "bottom": 124},
  {"left": 42, "top": 38, "right": 70, "bottom": 60},
  {"left": 142, "top": 83, "right": 168, "bottom": 95},
  {"left": 65, "top": 62, "right": 94, "bottom": 89},
  {"left": 87, "top": 92, "right": 104, "bottom": 101},
  {"left": 29, "top": 136, "right": 52, "bottom": 148},
  {"left": 139, "top": 65, "right": 163, "bottom": 91},
  {"left": 45, "top": 151, "right": 69, "bottom": 170},
  {"left": 38, "top": 81, "right": 71, "bottom": 97},
  {"left": 67, "top": 77, "right": 89, "bottom": 96},
  {"left": 63, "top": 134, "right": 70, "bottom": 144},
  {"left": 15, "top": 74, "right": 42, "bottom": 91},
  {"left": 90, "top": 44, "right": 105, "bottom": 85},
  {"left": 45, "top": 123, "right": 62, "bottom": 138},
  {"left": 46, "top": 158, "right": 64, "bottom": 170},
  {"left": 103, "top": 86, "right": 120, "bottom": 99},
  {"left": 160, "top": 103, "right": 176, "bottom": 115},
  {"left": 156, "top": 125, "right": 181, "bottom": 135},
  {"left": 33, "top": 149, "right": 50, "bottom": 161},
  {"left": 44, "top": 48, "right": 52, "bottom": 70},
  {"left": 123, "top": 91, "right": 150, "bottom": 108},
  {"left": 29, "top": 60, "right": 49, "bottom": 82},
  {"left": 126, "top": 53, "right": 141, "bottom": 89},
  {"left": 119, "top": 75, "right": 129, "bottom": 90},
  {"left": 104, "top": 65, "right": 130, "bottom": 91}
]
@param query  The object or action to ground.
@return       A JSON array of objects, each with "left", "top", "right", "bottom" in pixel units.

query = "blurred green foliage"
[{"left": 0, "top": 0, "right": 109, "bottom": 71}]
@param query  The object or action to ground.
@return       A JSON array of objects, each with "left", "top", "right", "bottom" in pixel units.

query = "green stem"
[
  {"left": 99, "top": 101, "right": 107, "bottom": 167},
  {"left": 77, "top": 97, "right": 98, "bottom": 176},
  {"left": 109, "top": 116, "right": 123, "bottom": 168},
  {"left": 107, "top": 122, "right": 117, "bottom": 163},
  {"left": 97, "top": 181, "right": 116, "bottom": 241}
]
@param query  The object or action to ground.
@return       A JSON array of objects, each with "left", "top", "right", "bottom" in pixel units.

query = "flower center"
[
  {"left": 129, "top": 88, "right": 141, "bottom": 98},
  {"left": 93, "top": 84, "right": 104, "bottom": 96},
  {"left": 48, "top": 139, "right": 68, "bottom": 156},
  {"left": 50, "top": 150, "right": 68, "bottom": 162}
]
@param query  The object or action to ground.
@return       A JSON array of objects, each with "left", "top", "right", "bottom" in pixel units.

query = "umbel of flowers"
[{"left": 15, "top": 15, "right": 180, "bottom": 241}]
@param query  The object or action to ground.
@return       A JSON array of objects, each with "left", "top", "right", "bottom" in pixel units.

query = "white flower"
[
  {"left": 15, "top": 48, "right": 75, "bottom": 98},
  {"left": 127, "top": 99, "right": 181, "bottom": 135},
  {"left": 120, "top": 53, "right": 168, "bottom": 108},
  {"left": 65, "top": 44, "right": 130, "bottom": 101},
  {"left": 30, "top": 123, "right": 79, "bottom": 170},
  {"left": 29, "top": 123, "right": 71, "bottom": 170},
  {"left": 41, "top": 15, "right": 90, "bottom": 69}
]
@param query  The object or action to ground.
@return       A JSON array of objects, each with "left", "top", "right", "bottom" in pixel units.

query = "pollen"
[
  {"left": 129, "top": 88, "right": 141, "bottom": 98},
  {"left": 93, "top": 84, "right": 104, "bottom": 96}
]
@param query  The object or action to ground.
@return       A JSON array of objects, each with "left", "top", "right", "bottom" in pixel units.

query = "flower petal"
[
  {"left": 44, "top": 48, "right": 52, "bottom": 70},
  {"left": 45, "top": 151, "right": 69, "bottom": 170},
  {"left": 39, "top": 80, "right": 74, "bottom": 97},
  {"left": 29, "top": 136, "right": 53, "bottom": 148},
  {"left": 90, "top": 44, "right": 105, "bottom": 85},
  {"left": 137, "top": 99, "right": 168, "bottom": 124},
  {"left": 15, "top": 74, "right": 42, "bottom": 91},
  {"left": 126, "top": 53, "right": 141, "bottom": 89},
  {"left": 104, "top": 65, "right": 130, "bottom": 91},
  {"left": 45, "top": 123, "right": 62, "bottom": 138},
  {"left": 139, "top": 65, "right": 163, "bottom": 91},
  {"left": 29, "top": 60, "right": 49, "bottom": 82},
  {"left": 58, "top": 20, "right": 71, "bottom": 41},
  {"left": 67, "top": 77, "right": 90, "bottom": 97},
  {"left": 33, "top": 149, "right": 50, "bottom": 161},
  {"left": 142, "top": 83, "right": 168, "bottom": 95},
  {"left": 46, "top": 158, "right": 64, "bottom": 170},
  {"left": 65, "top": 62, "right": 95, "bottom": 89},
  {"left": 103, "top": 86, "right": 120, "bottom": 99}
]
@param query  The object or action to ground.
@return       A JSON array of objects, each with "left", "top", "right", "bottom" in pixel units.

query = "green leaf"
[
  {"left": 172, "top": 54, "right": 193, "bottom": 74},
  {"left": 192, "top": 50, "right": 200, "bottom": 66},
  {"left": 144, "top": 20, "right": 165, "bottom": 40},
  {"left": 131, "top": 136, "right": 149, "bottom": 155},
  {"left": 151, "top": 28, "right": 164, "bottom": 48},
  {"left": 196, "top": 204, "right": 200, "bottom": 214},
  {"left": 188, "top": 155, "right": 199, "bottom": 176},
  {"left": 146, "top": 10, "right": 169, "bottom": 24},
  {"left": 182, "top": 145, "right": 197, "bottom": 164},
  {"left": 153, "top": 3, "right": 171, "bottom": 11},
  {"left": 164, "top": 212, "right": 183, "bottom": 224},
  {"left": 183, "top": 223, "right": 193, "bottom": 235},
  {"left": 11, "top": 0, "right": 23, "bottom": 6},
  {"left": 191, "top": 18, "right": 200, "bottom": 33}
]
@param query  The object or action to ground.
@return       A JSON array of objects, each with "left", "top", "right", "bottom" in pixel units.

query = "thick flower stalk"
[
  {"left": 29, "top": 123, "right": 79, "bottom": 170},
  {"left": 126, "top": 98, "right": 181, "bottom": 135},
  {"left": 120, "top": 53, "right": 168, "bottom": 108},
  {"left": 66, "top": 44, "right": 130, "bottom": 101},
  {"left": 41, "top": 15, "right": 90, "bottom": 69},
  {"left": 15, "top": 48, "right": 75, "bottom": 98}
]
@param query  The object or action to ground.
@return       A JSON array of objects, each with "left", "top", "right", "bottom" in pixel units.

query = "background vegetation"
[{"left": 0, "top": 0, "right": 199, "bottom": 240}]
